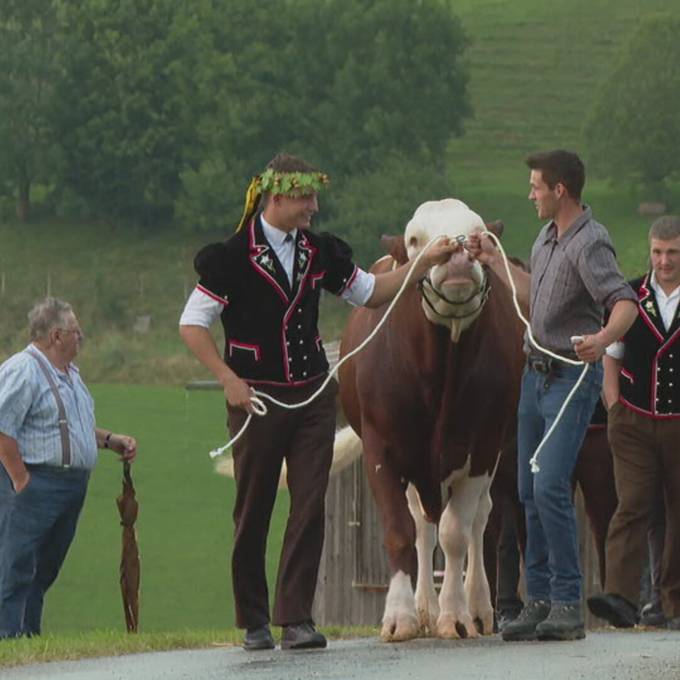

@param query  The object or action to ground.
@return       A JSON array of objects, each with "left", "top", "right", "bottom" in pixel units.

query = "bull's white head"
[{"left": 404, "top": 198, "right": 488, "bottom": 342}]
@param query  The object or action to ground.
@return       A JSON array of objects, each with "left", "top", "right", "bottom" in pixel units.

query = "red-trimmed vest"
[
  {"left": 194, "top": 217, "right": 358, "bottom": 387},
  {"left": 619, "top": 274, "right": 680, "bottom": 419}
]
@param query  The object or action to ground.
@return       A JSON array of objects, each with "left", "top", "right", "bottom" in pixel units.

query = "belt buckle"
[{"left": 532, "top": 358, "right": 551, "bottom": 374}]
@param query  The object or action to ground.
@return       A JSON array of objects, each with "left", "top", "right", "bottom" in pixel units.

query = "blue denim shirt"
[{"left": 0, "top": 345, "right": 98, "bottom": 469}]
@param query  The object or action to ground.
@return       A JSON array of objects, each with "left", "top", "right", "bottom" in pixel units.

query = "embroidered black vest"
[
  {"left": 194, "top": 217, "right": 358, "bottom": 387},
  {"left": 619, "top": 274, "right": 680, "bottom": 419}
]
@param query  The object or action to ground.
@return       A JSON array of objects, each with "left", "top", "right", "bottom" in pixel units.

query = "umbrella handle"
[{"left": 123, "top": 461, "right": 133, "bottom": 486}]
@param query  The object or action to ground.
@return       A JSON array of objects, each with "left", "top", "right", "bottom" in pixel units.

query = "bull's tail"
[
  {"left": 330, "top": 425, "right": 364, "bottom": 476},
  {"left": 213, "top": 425, "right": 364, "bottom": 489}
]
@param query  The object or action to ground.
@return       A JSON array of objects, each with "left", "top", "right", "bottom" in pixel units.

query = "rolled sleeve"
[
  {"left": 179, "top": 287, "right": 223, "bottom": 328},
  {"left": 341, "top": 269, "right": 376, "bottom": 307},
  {"left": 605, "top": 340, "right": 625, "bottom": 360},
  {"left": 578, "top": 239, "right": 637, "bottom": 311},
  {"left": 0, "top": 358, "right": 34, "bottom": 439}
]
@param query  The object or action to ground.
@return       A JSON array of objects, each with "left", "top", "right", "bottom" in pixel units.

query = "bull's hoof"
[
  {"left": 437, "top": 613, "right": 480, "bottom": 639},
  {"left": 473, "top": 611, "right": 494, "bottom": 636},
  {"left": 380, "top": 615, "right": 419, "bottom": 642},
  {"left": 416, "top": 605, "right": 439, "bottom": 636}
]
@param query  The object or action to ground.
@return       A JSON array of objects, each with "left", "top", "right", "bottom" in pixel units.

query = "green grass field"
[{"left": 40, "top": 384, "right": 290, "bottom": 633}]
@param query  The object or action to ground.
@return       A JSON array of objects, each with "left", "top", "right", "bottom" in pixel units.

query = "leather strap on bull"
[{"left": 418, "top": 273, "right": 491, "bottom": 320}]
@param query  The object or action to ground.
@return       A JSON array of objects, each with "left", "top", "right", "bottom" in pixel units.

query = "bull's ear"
[
  {"left": 485, "top": 220, "right": 504, "bottom": 238},
  {"left": 380, "top": 234, "right": 408, "bottom": 265}
]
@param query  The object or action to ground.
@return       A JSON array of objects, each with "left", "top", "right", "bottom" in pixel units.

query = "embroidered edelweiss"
[
  {"left": 258, "top": 253, "right": 275, "bottom": 274},
  {"left": 297, "top": 251, "right": 308, "bottom": 269},
  {"left": 644, "top": 299, "right": 657, "bottom": 318}
]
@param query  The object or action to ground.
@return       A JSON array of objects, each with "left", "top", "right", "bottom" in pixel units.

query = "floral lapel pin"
[{"left": 644, "top": 299, "right": 657, "bottom": 318}]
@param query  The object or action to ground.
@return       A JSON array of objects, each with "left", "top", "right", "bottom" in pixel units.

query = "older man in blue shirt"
[{"left": 0, "top": 298, "right": 137, "bottom": 639}]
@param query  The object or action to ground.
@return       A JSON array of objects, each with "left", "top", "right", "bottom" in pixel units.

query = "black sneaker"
[
  {"left": 536, "top": 602, "right": 585, "bottom": 641},
  {"left": 501, "top": 600, "right": 551, "bottom": 641},
  {"left": 243, "top": 624, "right": 275, "bottom": 651},
  {"left": 281, "top": 621, "right": 327, "bottom": 650}
]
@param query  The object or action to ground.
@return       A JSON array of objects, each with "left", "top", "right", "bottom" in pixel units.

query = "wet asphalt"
[{"left": 2, "top": 631, "right": 680, "bottom": 680}]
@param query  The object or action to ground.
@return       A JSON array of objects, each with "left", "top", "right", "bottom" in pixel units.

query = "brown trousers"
[
  {"left": 605, "top": 402, "right": 680, "bottom": 617},
  {"left": 227, "top": 378, "right": 337, "bottom": 629}
]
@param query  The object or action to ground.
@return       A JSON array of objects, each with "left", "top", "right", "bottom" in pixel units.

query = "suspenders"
[{"left": 25, "top": 348, "right": 72, "bottom": 468}]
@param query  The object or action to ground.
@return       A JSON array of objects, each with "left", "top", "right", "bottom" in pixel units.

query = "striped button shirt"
[
  {"left": 0, "top": 345, "right": 98, "bottom": 469},
  {"left": 526, "top": 206, "right": 637, "bottom": 357}
]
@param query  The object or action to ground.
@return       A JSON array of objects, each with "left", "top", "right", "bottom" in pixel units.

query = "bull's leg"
[
  {"left": 406, "top": 484, "right": 439, "bottom": 635},
  {"left": 362, "top": 427, "right": 419, "bottom": 642},
  {"left": 465, "top": 474, "right": 495, "bottom": 635},
  {"left": 437, "top": 473, "right": 491, "bottom": 639}
]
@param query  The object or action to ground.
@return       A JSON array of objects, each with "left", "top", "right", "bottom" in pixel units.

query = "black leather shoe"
[
  {"left": 281, "top": 622, "right": 327, "bottom": 650},
  {"left": 587, "top": 593, "right": 638, "bottom": 628},
  {"left": 243, "top": 624, "right": 275, "bottom": 651}
]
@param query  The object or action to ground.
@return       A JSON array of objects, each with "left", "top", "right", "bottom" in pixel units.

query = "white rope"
[
  {"left": 480, "top": 230, "right": 589, "bottom": 473},
  {"left": 209, "top": 234, "right": 449, "bottom": 458}
]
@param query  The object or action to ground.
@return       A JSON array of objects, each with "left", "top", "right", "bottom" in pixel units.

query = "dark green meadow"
[{"left": 41, "top": 384, "right": 288, "bottom": 633}]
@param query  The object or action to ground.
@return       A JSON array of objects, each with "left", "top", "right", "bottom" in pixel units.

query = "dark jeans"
[
  {"left": 518, "top": 362, "right": 602, "bottom": 603},
  {"left": 0, "top": 464, "right": 89, "bottom": 638}
]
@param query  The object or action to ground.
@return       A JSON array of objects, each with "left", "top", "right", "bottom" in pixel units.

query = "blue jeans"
[
  {"left": 0, "top": 464, "right": 89, "bottom": 638},
  {"left": 518, "top": 362, "right": 602, "bottom": 604}
]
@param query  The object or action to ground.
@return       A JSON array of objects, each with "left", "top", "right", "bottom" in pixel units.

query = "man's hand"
[
  {"left": 108, "top": 434, "right": 138, "bottom": 463},
  {"left": 13, "top": 469, "right": 31, "bottom": 494},
  {"left": 573, "top": 334, "right": 607, "bottom": 363},
  {"left": 465, "top": 229, "right": 498, "bottom": 266},
  {"left": 424, "top": 237, "right": 459, "bottom": 267},
  {"left": 224, "top": 375, "right": 256, "bottom": 413}
]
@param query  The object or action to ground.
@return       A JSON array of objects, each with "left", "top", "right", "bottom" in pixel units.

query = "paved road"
[{"left": 3, "top": 631, "right": 680, "bottom": 680}]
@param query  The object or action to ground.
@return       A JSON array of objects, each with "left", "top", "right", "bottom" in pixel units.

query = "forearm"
[
  {"left": 179, "top": 325, "right": 238, "bottom": 387},
  {"left": 596, "top": 300, "right": 638, "bottom": 347},
  {"left": 602, "top": 355, "right": 621, "bottom": 408},
  {"left": 0, "top": 433, "right": 28, "bottom": 489}
]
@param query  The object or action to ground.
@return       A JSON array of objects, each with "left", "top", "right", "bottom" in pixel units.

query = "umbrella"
[{"left": 116, "top": 461, "right": 140, "bottom": 632}]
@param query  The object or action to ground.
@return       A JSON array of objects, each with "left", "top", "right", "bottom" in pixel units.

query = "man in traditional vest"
[
  {"left": 179, "top": 152, "right": 456, "bottom": 651},
  {"left": 0, "top": 298, "right": 137, "bottom": 639},
  {"left": 589, "top": 215, "right": 680, "bottom": 629}
]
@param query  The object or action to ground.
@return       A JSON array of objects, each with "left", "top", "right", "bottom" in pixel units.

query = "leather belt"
[{"left": 527, "top": 355, "right": 561, "bottom": 376}]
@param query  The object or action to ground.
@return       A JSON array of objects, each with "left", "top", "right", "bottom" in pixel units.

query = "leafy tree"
[
  {"left": 0, "top": 0, "right": 61, "bottom": 221},
  {"left": 52, "top": 0, "right": 205, "bottom": 223},
  {"left": 585, "top": 13, "right": 680, "bottom": 191},
  {"left": 287, "top": 0, "right": 471, "bottom": 177},
  {"left": 177, "top": 0, "right": 471, "bottom": 233}
]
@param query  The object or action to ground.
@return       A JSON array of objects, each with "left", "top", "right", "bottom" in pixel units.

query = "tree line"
[{"left": 0, "top": 0, "right": 471, "bottom": 258}]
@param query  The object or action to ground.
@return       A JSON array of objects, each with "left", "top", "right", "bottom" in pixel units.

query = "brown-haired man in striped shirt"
[{"left": 467, "top": 149, "right": 637, "bottom": 641}]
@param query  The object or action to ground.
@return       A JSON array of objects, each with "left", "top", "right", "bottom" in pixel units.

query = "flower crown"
[
  {"left": 258, "top": 168, "right": 330, "bottom": 196},
  {"left": 234, "top": 168, "right": 330, "bottom": 232}
]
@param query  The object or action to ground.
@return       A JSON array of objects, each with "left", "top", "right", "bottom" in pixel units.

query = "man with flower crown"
[
  {"left": 179, "top": 152, "right": 455, "bottom": 651},
  {"left": 588, "top": 215, "right": 680, "bottom": 631}
]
